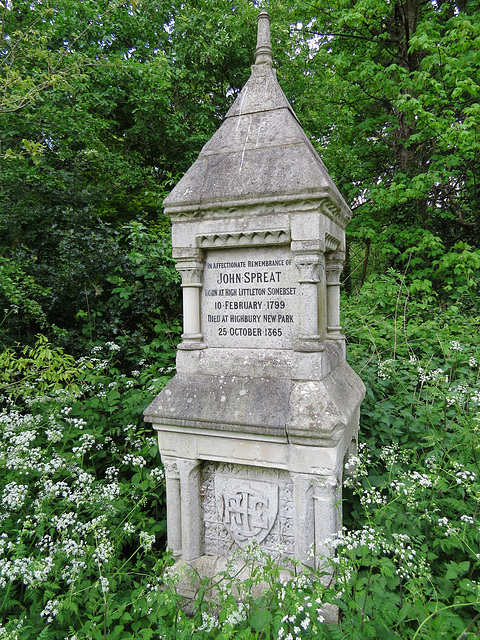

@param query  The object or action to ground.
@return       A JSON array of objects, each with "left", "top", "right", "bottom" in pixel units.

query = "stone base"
[
  {"left": 169, "top": 555, "right": 339, "bottom": 625},
  {"left": 145, "top": 347, "right": 364, "bottom": 624}
]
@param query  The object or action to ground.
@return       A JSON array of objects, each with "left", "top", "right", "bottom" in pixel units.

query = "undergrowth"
[{"left": 0, "top": 270, "right": 479, "bottom": 638}]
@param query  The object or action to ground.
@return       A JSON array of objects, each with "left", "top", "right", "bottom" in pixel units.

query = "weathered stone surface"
[
  {"left": 146, "top": 373, "right": 291, "bottom": 436},
  {"left": 202, "top": 246, "right": 298, "bottom": 349},
  {"left": 163, "top": 64, "right": 350, "bottom": 222},
  {"left": 174, "top": 341, "right": 345, "bottom": 381},
  {"left": 287, "top": 361, "right": 367, "bottom": 446}
]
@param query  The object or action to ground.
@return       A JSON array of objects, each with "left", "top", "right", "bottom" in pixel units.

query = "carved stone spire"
[
  {"left": 163, "top": 6, "right": 352, "bottom": 227},
  {"left": 255, "top": 10, "right": 273, "bottom": 66}
]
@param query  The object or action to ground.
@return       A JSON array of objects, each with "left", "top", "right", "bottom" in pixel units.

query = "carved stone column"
[
  {"left": 177, "top": 459, "right": 203, "bottom": 562},
  {"left": 175, "top": 253, "right": 206, "bottom": 350},
  {"left": 325, "top": 251, "right": 345, "bottom": 340},
  {"left": 293, "top": 251, "right": 326, "bottom": 351},
  {"left": 291, "top": 473, "right": 315, "bottom": 566},
  {"left": 255, "top": 10, "right": 273, "bottom": 65},
  {"left": 313, "top": 475, "right": 342, "bottom": 574},
  {"left": 162, "top": 457, "right": 182, "bottom": 557}
]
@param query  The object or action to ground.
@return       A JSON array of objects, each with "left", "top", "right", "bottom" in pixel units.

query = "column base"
[
  {"left": 168, "top": 555, "right": 339, "bottom": 624},
  {"left": 178, "top": 334, "right": 207, "bottom": 350},
  {"left": 294, "top": 335, "right": 325, "bottom": 352},
  {"left": 326, "top": 330, "right": 345, "bottom": 340}
]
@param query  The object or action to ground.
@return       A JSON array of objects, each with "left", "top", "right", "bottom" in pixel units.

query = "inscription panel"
[{"left": 202, "top": 246, "right": 298, "bottom": 348}]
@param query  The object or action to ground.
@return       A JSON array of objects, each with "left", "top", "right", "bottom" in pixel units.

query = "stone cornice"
[
  {"left": 197, "top": 228, "right": 290, "bottom": 249},
  {"left": 325, "top": 232, "right": 341, "bottom": 251},
  {"left": 165, "top": 192, "right": 352, "bottom": 229}
]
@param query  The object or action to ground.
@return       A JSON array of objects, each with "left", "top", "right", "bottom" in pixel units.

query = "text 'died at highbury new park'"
[{"left": 202, "top": 247, "right": 298, "bottom": 348}]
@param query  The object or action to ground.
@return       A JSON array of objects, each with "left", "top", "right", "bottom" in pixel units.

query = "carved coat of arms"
[{"left": 215, "top": 476, "right": 278, "bottom": 548}]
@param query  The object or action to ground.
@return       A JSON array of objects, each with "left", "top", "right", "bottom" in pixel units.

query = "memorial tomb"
[{"left": 144, "top": 10, "right": 365, "bottom": 589}]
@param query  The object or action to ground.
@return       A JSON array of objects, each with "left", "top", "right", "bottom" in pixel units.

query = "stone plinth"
[{"left": 144, "top": 10, "right": 364, "bottom": 591}]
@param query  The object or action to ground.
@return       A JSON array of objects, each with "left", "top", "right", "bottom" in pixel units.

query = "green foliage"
[
  {"left": 339, "top": 274, "right": 480, "bottom": 636},
  {"left": 0, "top": 336, "right": 172, "bottom": 639},
  {"left": 0, "top": 220, "right": 182, "bottom": 367},
  {"left": 72, "top": 221, "right": 182, "bottom": 368},
  {"left": 0, "top": 256, "right": 50, "bottom": 340},
  {"left": 0, "top": 0, "right": 258, "bottom": 360},
  {"left": 266, "top": 0, "right": 480, "bottom": 292},
  {"left": 0, "top": 0, "right": 256, "bottom": 248},
  {"left": 2, "top": 1, "right": 480, "bottom": 638},
  {"left": 0, "top": 335, "right": 83, "bottom": 395},
  {"left": 2, "top": 280, "right": 479, "bottom": 638}
]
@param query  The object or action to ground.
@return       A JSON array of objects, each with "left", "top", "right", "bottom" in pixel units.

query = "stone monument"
[{"left": 144, "top": 11, "right": 364, "bottom": 585}]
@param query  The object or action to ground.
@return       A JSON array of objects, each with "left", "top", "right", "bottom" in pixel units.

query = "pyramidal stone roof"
[{"left": 163, "top": 11, "right": 351, "bottom": 225}]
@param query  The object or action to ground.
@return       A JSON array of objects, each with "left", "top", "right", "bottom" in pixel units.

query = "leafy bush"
[
  {"left": 0, "top": 256, "right": 51, "bottom": 344},
  {"left": 72, "top": 221, "right": 182, "bottom": 368},
  {"left": 1, "top": 221, "right": 182, "bottom": 368}
]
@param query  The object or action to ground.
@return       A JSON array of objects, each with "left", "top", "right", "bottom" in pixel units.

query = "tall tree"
[
  {"left": 0, "top": 0, "right": 257, "bottom": 344},
  {"left": 266, "top": 0, "right": 480, "bottom": 291}
]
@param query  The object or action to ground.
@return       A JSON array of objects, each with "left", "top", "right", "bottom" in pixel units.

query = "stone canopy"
[{"left": 163, "top": 18, "right": 350, "bottom": 226}]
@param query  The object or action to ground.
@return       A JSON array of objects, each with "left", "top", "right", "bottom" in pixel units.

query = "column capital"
[
  {"left": 325, "top": 257, "right": 344, "bottom": 286},
  {"left": 294, "top": 253, "right": 323, "bottom": 283},
  {"left": 162, "top": 456, "right": 180, "bottom": 480},
  {"left": 175, "top": 256, "right": 204, "bottom": 287},
  {"left": 176, "top": 266, "right": 203, "bottom": 287}
]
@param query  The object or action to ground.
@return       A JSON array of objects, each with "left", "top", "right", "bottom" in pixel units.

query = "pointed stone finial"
[{"left": 255, "top": 10, "right": 273, "bottom": 66}]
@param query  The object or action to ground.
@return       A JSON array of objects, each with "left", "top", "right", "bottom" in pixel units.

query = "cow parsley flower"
[
  {"left": 99, "top": 576, "right": 109, "bottom": 593},
  {"left": 450, "top": 341, "right": 463, "bottom": 351},
  {"left": 148, "top": 468, "right": 165, "bottom": 482},
  {"left": 2, "top": 482, "right": 28, "bottom": 510},
  {"left": 40, "top": 599, "right": 60, "bottom": 623},
  {"left": 197, "top": 612, "right": 219, "bottom": 632},
  {"left": 105, "top": 341, "right": 120, "bottom": 352},
  {"left": 360, "top": 488, "right": 387, "bottom": 506},
  {"left": 122, "top": 454, "right": 147, "bottom": 468},
  {"left": 223, "top": 602, "right": 249, "bottom": 626},
  {"left": 377, "top": 358, "right": 394, "bottom": 379},
  {"left": 139, "top": 531, "right": 155, "bottom": 552},
  {"left": 93, "top": 539, "right": 114, "bottom": 566}
]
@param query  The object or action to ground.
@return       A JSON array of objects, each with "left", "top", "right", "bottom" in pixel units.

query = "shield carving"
[{"left": 215, "top": 476, "right": 278, "bottom": 548}]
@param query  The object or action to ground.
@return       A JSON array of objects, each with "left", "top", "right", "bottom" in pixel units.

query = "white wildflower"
[
  {"left": 99, "top": 576, "right": 109, "bottom": 593},
  {"left": 40, "top": 599, "right": 60, "bottom": 623},
  {"left": 450, "top": 341, "right": 463, "bottom": 351},
  {"left": 2, "top": 482, "right": 28, "bottom": 510},
  {"left": 198, "top": 612, "right": 219, "bottom": 632},
  {"left": 105, "top": 341, "right": 120, "bottom": 352},
  {"left": 139, "top": 531, "right": 155, "bottom": 552},
  {"left": 148, "top": 468, "right": 165, "bottom": 482}
]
